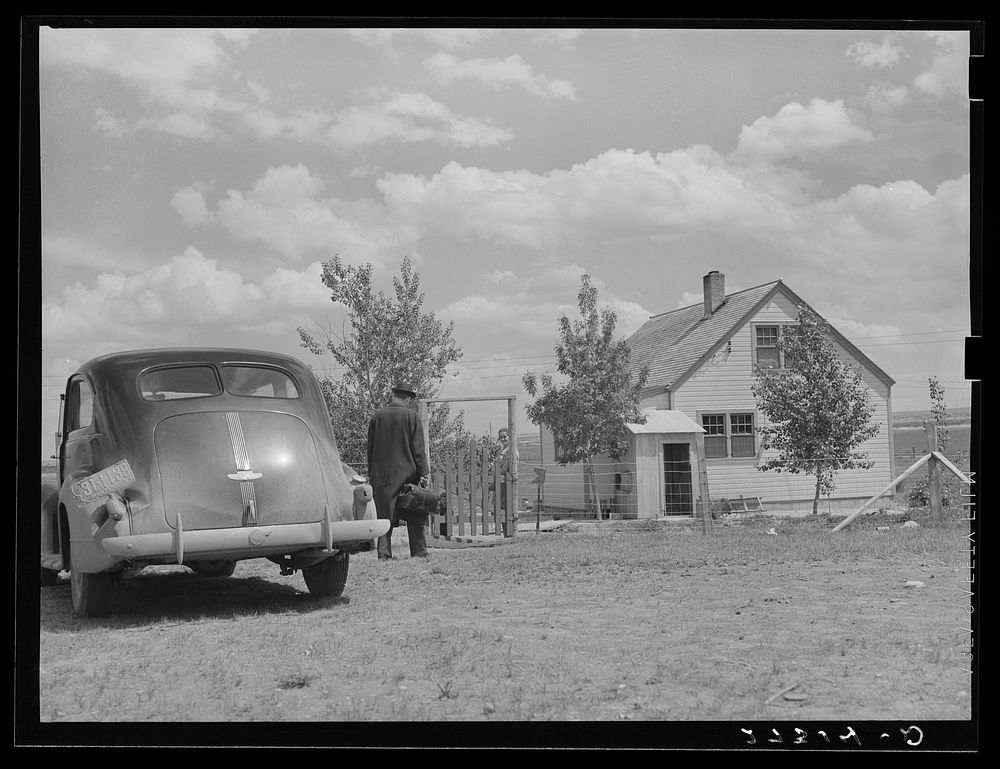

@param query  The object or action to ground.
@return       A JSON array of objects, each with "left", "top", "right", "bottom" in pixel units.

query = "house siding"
[
  {"left": 538, "top": 422, "right": 587, "bottom": 512},
  {"left": 664, "top": 293, "right": 894, "bottom": 510}
]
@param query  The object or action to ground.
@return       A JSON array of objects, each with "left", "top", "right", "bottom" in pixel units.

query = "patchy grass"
[{"left": 37, "top": 516, "right": 973, "bottom": 730}]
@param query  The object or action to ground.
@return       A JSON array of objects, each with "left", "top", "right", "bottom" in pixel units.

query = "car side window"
[
  {"left": 221, "top": 365, "right": 300, "bottom": 398},
  {"left": 140, "top": 365, "right": 222, "bottom": 400},
  {"left": 67, "top": 378, "right": 94, "bottom": 432}
]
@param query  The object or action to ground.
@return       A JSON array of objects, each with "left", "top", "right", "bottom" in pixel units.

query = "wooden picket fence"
[{"left": 431, "top": 436, "right": 515, "bottom": 540}]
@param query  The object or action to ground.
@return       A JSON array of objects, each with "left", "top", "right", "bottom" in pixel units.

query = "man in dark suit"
[{"left": 367, "top": 382, "right": 430, "bottom": 559}]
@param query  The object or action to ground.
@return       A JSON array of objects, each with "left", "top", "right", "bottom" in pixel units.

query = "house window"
[
  {"left": 754, "top": 325, "right": 781, "bottom": 369},
  {"left": 702, "top": 414, "right": 727, "bottom": 458},
  {"left": 730, "top": 413, "right": 756, "bottom": 457},
  {"left": 701, "top": 412, "right": 756, "bottom": 459},
  {"left": 552, "top": 430, "right": 572, "bottom": 462}
]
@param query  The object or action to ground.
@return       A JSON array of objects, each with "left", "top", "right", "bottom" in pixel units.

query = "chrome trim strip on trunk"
[{"left": 226, "top": 411, "right": 252, "bottom": 471}]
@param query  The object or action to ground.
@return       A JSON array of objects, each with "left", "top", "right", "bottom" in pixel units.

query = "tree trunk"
[
  {"left": 584, "top": 460, "right": 598, "bottom": 518},
  {"left": 812, "top": 464, "right": 822, "bottom": 515}
]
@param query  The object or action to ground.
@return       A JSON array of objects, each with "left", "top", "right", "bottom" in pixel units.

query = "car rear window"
[
  {"left": 220, "top": 365, "right": 300, "bottom": 398},
  {"left": 140, "top": 365, "right": 222, "bottom": 400}
]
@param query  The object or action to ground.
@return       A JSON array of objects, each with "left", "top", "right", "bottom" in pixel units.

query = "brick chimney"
[{"left": 703, "top": 271, "right": 726, "bottom": 317}]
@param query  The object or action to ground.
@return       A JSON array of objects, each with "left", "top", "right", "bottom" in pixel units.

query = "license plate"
[{"left": 71, "top": 459, "right": 136, "bottom": 503}]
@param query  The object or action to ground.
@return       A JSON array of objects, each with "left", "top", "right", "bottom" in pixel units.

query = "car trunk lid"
[{"left": 154, "top": 410, "right": 327, "bottom": 530}]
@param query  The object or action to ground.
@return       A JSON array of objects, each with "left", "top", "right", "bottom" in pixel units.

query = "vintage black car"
[{"left": 41, "top": 348, "right": 389, "bottom": 616}]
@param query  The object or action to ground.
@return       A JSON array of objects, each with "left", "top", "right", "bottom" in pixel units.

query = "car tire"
[
  {"left": 70, "top": 567, "right": 113, "bottom": 617},
  {"left": 40, "top": 567, "right": 60, "bottom": 587},
  {"left": 189, "top": 561, "right": 237, "bottom": 578},
  {"left": 302, "top": 552, "right": 349, "bottom": 598}
]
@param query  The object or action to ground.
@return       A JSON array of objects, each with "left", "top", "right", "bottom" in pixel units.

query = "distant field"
[{"left": 893, "top": 406, "right": 973, "bottom": 427}]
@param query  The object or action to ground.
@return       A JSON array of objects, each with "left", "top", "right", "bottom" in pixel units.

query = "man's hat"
[{"left": 392, "top": 381, "right": 417, "bottom": 397}]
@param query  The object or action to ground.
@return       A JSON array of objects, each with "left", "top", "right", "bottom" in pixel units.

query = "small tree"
[
  {"left": 522, "top": 274, "right": 648, "bottom": 516},
  {"left": 906, "top": 375, "right": 958, "bottom": 509},
  {"left": 298, "top": 255, "right": 467, "bottom": 478},
  {"left": 751, "top": 306, "right": 878, "bottom": 515}
]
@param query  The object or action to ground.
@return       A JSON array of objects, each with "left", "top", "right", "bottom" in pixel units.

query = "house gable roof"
[{"left": 628, "top": 280, "right": 895, "bottom": 391}]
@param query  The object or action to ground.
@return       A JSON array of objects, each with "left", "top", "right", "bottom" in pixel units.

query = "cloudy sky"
[{"left": 33, "top": 22, "right": 976, "bottom": 455}]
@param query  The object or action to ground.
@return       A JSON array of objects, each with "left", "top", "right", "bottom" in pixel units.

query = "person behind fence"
[
  {"left": 367, "top": 381, "right": 430, "bottom": 560},
  {"left": 496, "top": 427, "right": 518, "bottom": 531}
]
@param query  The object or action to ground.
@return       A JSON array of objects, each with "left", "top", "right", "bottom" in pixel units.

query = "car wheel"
[
  {"left": 189, "top": 561, "right": 237, "bottom": 578},
  {"left": 70, "top": 567, "right": 113, "bottom": 617},
  {"left": 40, "top": 567, "right": 59, "bottom": 587},
  {"left": 302, "top": 552, "right": 349, "bottom": 598}
]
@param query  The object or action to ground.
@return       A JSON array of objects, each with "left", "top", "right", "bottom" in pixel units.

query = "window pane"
[
  {"left": 77, "top": 381, "right": 93, "bottom": 429},
  {"left": 756, "top": 347, "right": 780, "bottom": 368},
  {"left": 702, "top": 414, "right": 726, "bottom": 435},
  {"left": 704, "top": 435, "right": 727, "bottom": 458},
  {"left": 731, "top": 435, "right": 755, "bottom": 457},
  {"left": 756, "top": 326, "right": 778, "bottom": 346},
  {"left": 140, "top": 366, "right": 222, "bottom": 400},
  {"left": 730, "top": 413, "right": 754, "bottom": 434},
  {"left": 221, "top": 366, "right": 300, "bottom": 398}
]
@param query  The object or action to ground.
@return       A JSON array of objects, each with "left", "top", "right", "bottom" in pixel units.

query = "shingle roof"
[
  {"left": 628, "top": 281, "right": 780, "bottom": 390},
  {"left": 627, "top": 280, "right": 895, "bottom": 390}
]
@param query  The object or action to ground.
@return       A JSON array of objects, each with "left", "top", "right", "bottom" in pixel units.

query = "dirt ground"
[{"left": 28, "top": 515, "right": 975, "bottom": 748}]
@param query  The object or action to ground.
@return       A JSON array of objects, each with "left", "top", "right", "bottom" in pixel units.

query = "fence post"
[
  {"left": 456, "top": 441, "right": 466, "bottom": 537},
  {"left": 508, "top": 397, "right": 518, "bottom": 539},
  {"left": 467, "top": 436, "right": 477, "bottom": 536},
  {"left": 924, "top": 421, "right": 944, "bottom": 523},
  {"left": 693, "top": 433, "right": 713, "bottom": 534},
  {"left": 480, "top": 441, "right": 489, "bottom": 535}
]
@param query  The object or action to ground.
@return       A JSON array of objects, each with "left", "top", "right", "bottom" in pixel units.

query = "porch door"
[{"left": 662, "top": 443, "right": 693, "bottom": 515}]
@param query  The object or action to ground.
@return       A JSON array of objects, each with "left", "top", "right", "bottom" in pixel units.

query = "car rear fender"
[{"left": 58, "top": 474, "right": 126, "bottom": 574}]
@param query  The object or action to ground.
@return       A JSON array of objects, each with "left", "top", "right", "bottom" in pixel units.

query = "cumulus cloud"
[
  {"left": 40, "top": 28, "right": 257, "bottom": 140},
  {"left": 847, "top": 35, "right": 904, "bottom": 68},
  {"left": 862, "top": 82, "right": 910, "bottom": 114},
  {"left": 171, "top": 186, "right": 214, "bottom": 227},
  {"left": 41, "top": 28, "right": 511, "bottom": 151},
  {"left": 325, "top": 91, "right": 513, "bottom": 150},
  {"left": 42, "top": 248, "right": 335, "bottom": 347},
  {"left": 914, "top": 31, "right": 969, "bottom": 98},
  {"left": 427, "top": 52, "right": 578, "bottom": 101},
  {"left": 189, "top": 164, "right": 422, "bottom": 265},
  {"left": 374, "top": 148, "right": 968, "bottom": 319},
  {"left": 733, "top": 98, "right": 875, "bottom": 162},
  {"left": 440, "top": 264, "right": 652, "bottom": 340},
  {"left": 777, "top": 175, "right": 970, "bottom": 310},
  {"left": 377, "top": 147, "right": 808, "bottom": 250}
]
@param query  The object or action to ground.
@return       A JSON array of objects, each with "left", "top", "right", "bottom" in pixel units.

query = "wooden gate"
[{"left": 431, "top": 436, "right": 515, "bottom": 540}]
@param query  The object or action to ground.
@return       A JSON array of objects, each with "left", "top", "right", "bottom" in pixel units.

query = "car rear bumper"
[{"left": 99, "top": 515, "right": 390, "bottom": 563}]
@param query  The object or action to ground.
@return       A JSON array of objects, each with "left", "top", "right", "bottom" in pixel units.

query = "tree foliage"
[
  {"left": 298, "top": 255, "right": 466, "bottom": 476},
  {"left": 906, "top": 376, "right": 960, "bottom": 509},
  {"left": 522, "top": 274, "right": 648, "bottom": 515},
  {"left": 751, "top": 306, "right": 878, "bottom": 514}
]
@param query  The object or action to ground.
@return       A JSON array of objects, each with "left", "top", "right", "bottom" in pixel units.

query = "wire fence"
[{"left": 336, "top": 430, "right": 973, "bottom": 520}]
